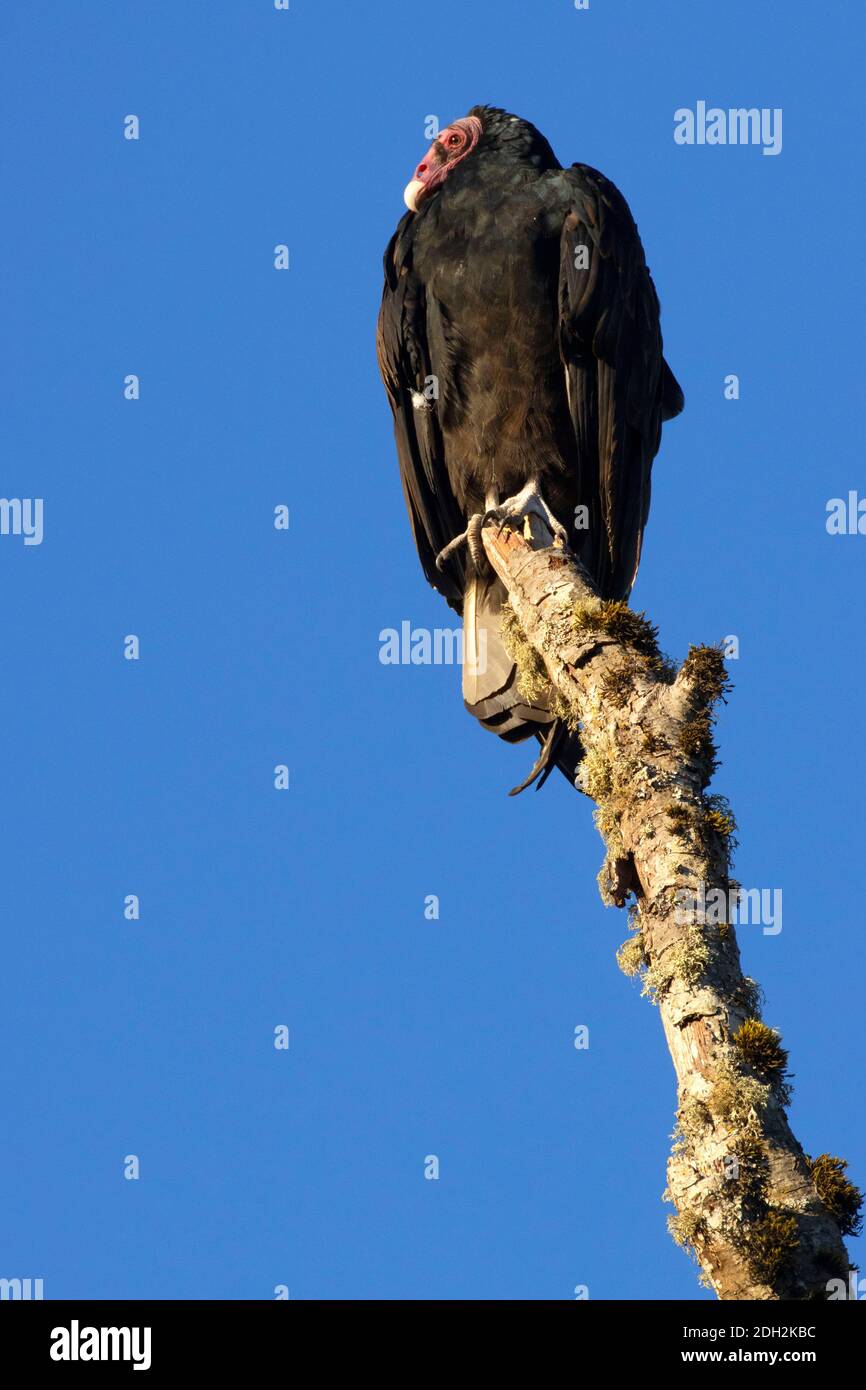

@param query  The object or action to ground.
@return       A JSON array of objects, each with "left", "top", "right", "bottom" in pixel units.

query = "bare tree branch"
[{"left": 482, "top": 512, "right": 860, "bottom": 1300}]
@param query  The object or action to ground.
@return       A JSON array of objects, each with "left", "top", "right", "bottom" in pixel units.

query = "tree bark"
[{"left": 481, "top": 512, "right": 854, "bottom": 1300}]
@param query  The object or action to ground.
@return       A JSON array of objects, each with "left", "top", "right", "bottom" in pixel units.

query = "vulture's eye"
[{"left": 447, "top": 133, "right": 462, "bottom": 147}]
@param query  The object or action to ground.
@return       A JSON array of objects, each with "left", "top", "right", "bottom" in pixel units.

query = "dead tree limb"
[{"left": 482, "top": 512, "right": 861, "bottom": 1300}]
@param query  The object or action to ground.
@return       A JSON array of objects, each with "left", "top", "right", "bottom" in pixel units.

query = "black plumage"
[{"left": 377, "top": 106, "right": 683, "bottom": 790}]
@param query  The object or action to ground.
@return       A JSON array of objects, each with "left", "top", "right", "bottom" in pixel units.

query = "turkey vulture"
[{"left": 377, "top": 106, "right": 684, "bottom": 792}]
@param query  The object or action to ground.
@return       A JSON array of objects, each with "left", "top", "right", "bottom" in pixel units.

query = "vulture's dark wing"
[
  {"left": 558, "top": 164, "right": 684, "bottom": 599},
  {"left": 377, "top": 214, "right": 466, "bottom": 612}
]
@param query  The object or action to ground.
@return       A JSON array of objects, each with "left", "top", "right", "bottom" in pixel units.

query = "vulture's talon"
[
  {"left": 436, "top": 514, "right": 485, "bottom": 572},
  {"left": 481, "top": 482, "right": 569, "bottom": 548}
]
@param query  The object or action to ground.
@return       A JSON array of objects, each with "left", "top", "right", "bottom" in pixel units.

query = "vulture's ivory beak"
[{"left": 403, "top": 178, "right": 426, "bottom": 213}]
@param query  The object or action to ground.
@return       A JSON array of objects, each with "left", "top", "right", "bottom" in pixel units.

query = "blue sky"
[{"left": 1, "top": 1, "right": 863, "bottom": 1300}]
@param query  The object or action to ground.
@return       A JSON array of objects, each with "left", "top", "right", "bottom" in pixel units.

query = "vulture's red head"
[
  {"left": 403, "top": 106, "right": 559, "bottom": 212},
  {"left": 403, "top": 116, "right": 483, "bottom": 212}
]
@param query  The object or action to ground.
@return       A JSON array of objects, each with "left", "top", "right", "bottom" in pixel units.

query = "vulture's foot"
[
  {"left": 483, "top": 481, "right": 569, "bottom": 548},
  {"left": 435, "top": 513, "right": 486, "bottom": 572}
]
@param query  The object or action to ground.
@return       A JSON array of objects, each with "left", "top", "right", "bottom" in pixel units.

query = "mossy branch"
[{"left": 481, "top": 510, "right": 859, "bottom": 1301}]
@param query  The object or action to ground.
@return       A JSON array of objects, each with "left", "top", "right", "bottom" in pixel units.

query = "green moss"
[
  {"left": 709, "top": 1060, "right": 771, "bottom": 1124},
  {"left": 499, "top": 601, "right": 548, "bottom": 703},
  {"left": 600, "top": 660, "right": 634, "bottom": 708},
  {"left": 808, "top": 1154, "right": 864, "bottom": 1237},
  {"left": 572, "top": 598, "right": 604, "bottom": 632},
  {"left": 573, "top": 599, "right": 678, "bottom": 682},
  {"left": 703, "top": 795, "right": 737, "bottom": 845},
  {"left": 573, "top": 599, "right": 661, "bottom": 659},
  {"left": 616, "top": 933, "right": 647, "bottom": 978},
  {"left": 593, "top": 802, "right": 620, "bottom": 841},
  {"left": 731, "top": 1022, "right": 792, "bottom": 1108},
  {"left": 745, "top": 1211, "right": 799, "bottom": 1285},
  {"left": 677, "top": 645, "right": 732, "bottom": 780},
  {"left": 670, "top": 931, "right": 711, "bottom": 987},
  {"left": 578, "top": 744, "right": 614, "bottom": 802},
  {"left": 642, "top": 728, "right": 668, "bottom": 755},
  {"left": 733, "top": 1020, "right": 789, "bottom": 1081},
  {"left": 733, "top": 975, "right": 764, "bottom": 1020},
  {"left": 729, "top": 1132, "right": 771, "bottom": 1212},
  {"left": 643, "top": 928, "right": 710, "bottom": 999},
  {"left": 674, "top": 1097, "right": 712, "bottom": 1147},
  {"left": 668, "top": 1209, "right": 705, "bottom": 1257},
  {"left": 649, "top": 652, "right": 679, "bottom": 683},
  {"left": 679, "top": 708, "right": 718, "bottom": 774},
  {"left": 666, "top": 803, "right": 693, "bottom": 837},
  {"left": 680, "top": 643, "right": 733, "bottom": 705},
  {"left": 549, "top": 687, "right": 581, "bottom": 733}
]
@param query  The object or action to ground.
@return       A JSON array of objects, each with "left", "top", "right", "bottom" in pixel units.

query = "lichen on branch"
[{"left": 480, "top": 513, "right": 860, "bottom": 1300}]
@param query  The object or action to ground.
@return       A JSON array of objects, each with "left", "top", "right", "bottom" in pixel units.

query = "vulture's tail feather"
[
  {"left": 462, "top": 577, "right": 585, "bottom": 794},
  {"left": 507, "top": 720, "right": 564, "bottom": 797}
]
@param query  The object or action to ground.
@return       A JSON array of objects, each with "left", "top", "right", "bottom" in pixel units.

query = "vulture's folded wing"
[
  {"left": 558, "top": 164, "right": 684, "bottom": 599},
  {"left": 376, "top": 214, "right": 466, "bottom": 612}
]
